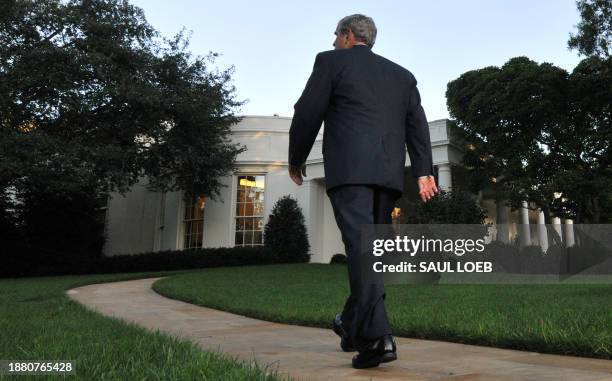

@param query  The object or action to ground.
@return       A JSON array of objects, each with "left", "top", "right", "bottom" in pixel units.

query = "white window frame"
[
  {"left": 232, "top": 173, "right": 267, "bottom": 247},
  {"left": 180, "top": 192, "right": 206, "bottom": 250}
]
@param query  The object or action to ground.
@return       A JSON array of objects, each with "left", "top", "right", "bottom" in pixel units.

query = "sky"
[{"left": 130, "top": 0, "right": 584, "bottom": 121}]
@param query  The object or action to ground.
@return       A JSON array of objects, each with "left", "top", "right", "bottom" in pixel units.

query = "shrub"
[
  {"left": 1, "top": 246, "right": 279, "bottom": 278},
  {"left": 330, "top": 253, "right": 347, "bottom": 264},
  {"left": 401, "top": 189, "right": 487, "bottom": 224},
  {"left": 263, "top": 195, "right": 310, "bottom": 262},
  {"left": 1, "top": 187, "right": 107, "bottom": 278},
  {"left": 484, "top": 240, "right": 521, "bottom": 273},
  {"left": 519, "top": 244, "right": 546, "bottom": 274}
]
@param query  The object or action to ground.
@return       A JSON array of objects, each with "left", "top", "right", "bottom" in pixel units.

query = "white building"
[{"left": 102, "top": 115, "right": 569, "bottom": 262}]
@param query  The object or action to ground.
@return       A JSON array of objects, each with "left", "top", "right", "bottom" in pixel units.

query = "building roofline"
[
  {"left": 237, "top": 115, "right": 451, "bottom": 124},
  {"left": 237, "top": 114, "right": 293, "bottom": 121}
]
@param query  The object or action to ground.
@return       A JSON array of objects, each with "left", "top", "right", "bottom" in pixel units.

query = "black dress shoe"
[
  {"left": 332, "top": 314, "right": 355, "bottom": 352},
  {"left": 352, "top": 334, "right": 397, "bottom": 369}
]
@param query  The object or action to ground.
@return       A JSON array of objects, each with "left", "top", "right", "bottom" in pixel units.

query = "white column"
[
  {"left": 299, "top": 179, "right": 325, "bottom": 263},
  {"left": 564, "top": 219, "right": 575, "bottom": 247},
  {"left": 496, "top": 200, "right": 510, "bottom": 244},
  {"left": 552, "top": 217, "right": 563, "bottom": 245},
  {"left": 537, "top": 209, "right": 548, "bottom": 253},
  {"left": 519, "top": 200, "right": 531, "bottom": 248},
  {"left": 437, "top": 163, "right": 452, "bottom": 191}
]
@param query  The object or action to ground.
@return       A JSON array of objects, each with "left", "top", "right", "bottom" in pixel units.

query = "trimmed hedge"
[
  {"left": 1, "top": 246, "right": 300, "bottom": 278},
  {"left": 330, "top": 253, "right": 347, "bottom": 264},
  {"left": 484, "top": 240, "right": 612, "bottom": 275},
  {"left": 400, "top": 188, "right": 487, "bottom": 224}
]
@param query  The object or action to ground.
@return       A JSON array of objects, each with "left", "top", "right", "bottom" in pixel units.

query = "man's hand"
[
  {"left": 289, "top": 164, "right": 307, "bottom": 185},
  {"left": 418, "top": 175, "right": 439, "bottom": 202}
]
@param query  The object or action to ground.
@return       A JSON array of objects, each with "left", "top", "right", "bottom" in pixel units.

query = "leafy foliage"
[
  {"left": 0, "top": 0, "right": 245, "bottom": 200},
  {"left": 0, "top": 0, "right": 246, "bottom": 261},
  {"left": 330, "top": 253, "right": 347, "bottom": 264},
  {"left": 399, "top": 188, "right": 487, "bottom": 224},
  {"left": 264, "top": 195, "right": 310, "bottom": 262},
  {"left": 1, "top": 245, "right": 278, "bottom": 278},
  {"left": 446, "top": 56, "right": 612, "bottom": 222},
  {"left": 550, "top": 56, "right": 612, "bottom": 222},
  {"left": 568, "top": 0, "right": 612, "bottom": 58}
]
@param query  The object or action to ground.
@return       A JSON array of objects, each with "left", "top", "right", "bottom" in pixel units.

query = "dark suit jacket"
[{"left": 288, "top": 44, "right": 435, "bottom": 193}]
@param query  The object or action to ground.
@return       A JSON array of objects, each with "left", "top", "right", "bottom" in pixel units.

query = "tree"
[
  {"left": 0, "top": 0, "right": 246, "bottom": 266},
  {"left": 264, "top": 195, "right": 310, "bottom": 262},
  {"left": 447, "top": 55, "right": 612, "bottom": 223},
  {"left": 398, "top": 189, "right": 487, "bottom": 224},
  {"left": 446, "top": 57, "right": 569, "bottom": 223},
  {"left": 0, "top": 0, "right": 246, "bottom": 201},
  {"left": 568, "top": 0, "right": 612, "bottom": 58},
  {"left": 549, "top": 56, "right": 612, "bottom": 222}
]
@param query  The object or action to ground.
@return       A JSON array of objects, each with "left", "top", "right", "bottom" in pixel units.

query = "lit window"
[
  {"left": 235, "top": 175, "right": 265, "bottom": 246},
  {"left": 183, "top": 195, "right": 206, "bottom": 249},
  {"left": 391, "top": 207, "right": 401, "bottom": 225}
]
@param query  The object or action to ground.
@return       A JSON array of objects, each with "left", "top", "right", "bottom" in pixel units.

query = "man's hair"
[{"left": 336, "top": 14, "right": 377, "bottom": 48}]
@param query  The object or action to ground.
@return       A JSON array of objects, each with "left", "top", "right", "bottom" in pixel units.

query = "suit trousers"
[{"left": 326, "top": 184, "right": 402, "bottom": 351}]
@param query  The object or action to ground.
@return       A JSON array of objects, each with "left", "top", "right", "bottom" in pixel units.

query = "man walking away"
[{"left": 288, "top": 14, "right": 439, "bottom": 369}]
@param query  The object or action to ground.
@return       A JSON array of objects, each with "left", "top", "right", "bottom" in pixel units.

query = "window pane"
[
  {"left": 186, "top": 234, "right": 193, "bottom": 249},
  {"left": 244, "top": 230, "right": 253, "bottom": 245},
  {"left": 253, "top": 202, "right": 264, "bottom": 216},
  {"left": 236, "top": 202, "right": 245, "bottom": 216},
  {"left": 235, "top": 218, "right": 244, "bottom": 231},
  {"left": 255, "top": 175, "right": 265, "bottom": 188},
  {"left": 184, "top": 194, "right": 206, "bottom": 249},
  {"left": 253, "top": 231, "right": 262, "bottom": 245},
  {"left": 235, "top": 175, "right": 265, "bottom": 247},
  {"left": 194, "top": 232, "right": 203, "bottom": 248},
  {"left": 184, "top": 204, "right": 192, "bottom": 221},
  {"left": 235, "top": 231, "right": 243, "bottom": 245},
  {"left": 194, "top": 197, "right": 205, "bottom": 219},
  {"left": 244, "top": 190, "right": 254, "bottom": 203}
]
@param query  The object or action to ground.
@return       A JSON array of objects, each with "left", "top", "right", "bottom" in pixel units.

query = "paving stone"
[{"left": 66, "top": 277, "right": 612, "bottom": 381}]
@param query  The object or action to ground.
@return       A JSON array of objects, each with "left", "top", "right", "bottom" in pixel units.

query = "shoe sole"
[
  {"left": 352, "top": 352, "right": 397, "bottom": 369},
  {"left": 380, "top": 352, "right": 397, "bottom": 363}
]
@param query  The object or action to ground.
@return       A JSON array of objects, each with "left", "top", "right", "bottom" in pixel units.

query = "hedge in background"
[
  {"left": 483, "top": 241, "right": 612, "bottom": 275},
  {"left": 1, "top": 246, "right": 296, "bottom": 278},
  {"left": 330, "top": 253, "right": 347, "bottom": 264},
  {"left": 399, "top": 188, "right": 487, "bottom": 224}
]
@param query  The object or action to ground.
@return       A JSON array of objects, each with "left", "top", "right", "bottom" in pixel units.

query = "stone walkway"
[{"left": 66, "top": 277, "right": 612, "bottom": 381}]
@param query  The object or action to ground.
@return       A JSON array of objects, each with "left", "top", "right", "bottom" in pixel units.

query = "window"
[
  {"left": 391, "top": 207, "right": 402, "bottom": 225},
  {"left": 235, "top": 175, "right": 265, "bottom": 246},
  {"left": 183, "top": 194, "right": 206, "bottom": 249}
]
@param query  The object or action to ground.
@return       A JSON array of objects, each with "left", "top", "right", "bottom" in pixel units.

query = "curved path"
[{"left": 66, "top": 277, "right": 612, "bottom": 381}]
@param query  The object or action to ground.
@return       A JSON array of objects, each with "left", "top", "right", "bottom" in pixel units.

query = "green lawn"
[
  {"left": 153, "top": 263, "right": 612, "bottom": 359},
  {"left": 0, "top": 270, "right": 292, "bottom": 381}
]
